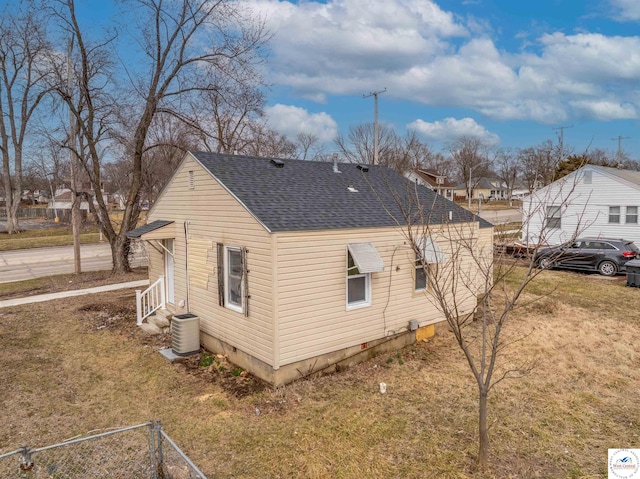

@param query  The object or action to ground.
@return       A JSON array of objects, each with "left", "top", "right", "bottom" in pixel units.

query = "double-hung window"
[
  {"left": 217, "top": 243, "right": 248, "bottom": 316},
  {"left": 626, "top": 206, "right": 638, "bottom": 224},
  {"left": 609, "top": 206, "right": 621, "bottom": 224},
  {"left": 546, "top": 206, "right": 561, "bottom": 229},
  {"left": 347, "top": 252, "right": 370, "bottom": 308},
  {"left": 346, "top": 243, "right": 384, "bottom": 310}
]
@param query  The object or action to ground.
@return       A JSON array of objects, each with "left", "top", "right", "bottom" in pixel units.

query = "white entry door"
[{"left": 164, "top": 239, "right": 175, "bottom": 305}]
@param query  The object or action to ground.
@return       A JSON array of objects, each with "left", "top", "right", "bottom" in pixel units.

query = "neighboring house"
[
  {"left": 453, "top": 177, "right": 508, "bottom": 201},
  {"left": 127, "top": 152, "right": 494, "bottom": 386},
  {"left": 522, "top": 165, "right": 640, "bottom": 246},
  {"left": 49, "top": 189, "right": 93, "bottom": 211},
  {"left": 48, "top": 184, "right": 108, "bottom": 212},
  {"left": 405, "top": 168, "right": 455, "bottom": 200}
]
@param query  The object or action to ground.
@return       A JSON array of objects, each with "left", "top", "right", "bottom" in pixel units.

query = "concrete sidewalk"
[{"left": 0, "top": 279, "right": 149, "bottom": 308}]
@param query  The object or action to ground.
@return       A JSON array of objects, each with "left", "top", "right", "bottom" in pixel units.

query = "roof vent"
[
  {"left": 332, "top": 153, "right": 341, "bottom": 174},
  {"left": 347, "top": 185, "right": 358, "bottom": 193},
  {"left": 357, "top": 164, "right": 369, "bottom": 172},
  {"left": 270, "top": 159, "right": 285, "bottom": 168}
]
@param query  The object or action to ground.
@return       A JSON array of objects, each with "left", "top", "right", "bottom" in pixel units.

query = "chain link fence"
[{"left": 0, "top": 420, "right": 206, "bottom": 479}]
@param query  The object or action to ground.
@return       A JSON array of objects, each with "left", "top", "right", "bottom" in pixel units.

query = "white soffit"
[{"left": 348, "top": 242, "right": 384, "bottom": 273}]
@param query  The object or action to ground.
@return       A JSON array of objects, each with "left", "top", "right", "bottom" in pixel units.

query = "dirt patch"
[{"left": 176, "top": 352, "right": 267, "bottom": 398}]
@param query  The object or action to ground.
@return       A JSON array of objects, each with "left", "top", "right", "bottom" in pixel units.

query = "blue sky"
[
  {"left": 251, "top": 0, "right": 640, "bottom": 157},
  {"left": 74, "top": 0, "right": 640, "bottom": 157}
]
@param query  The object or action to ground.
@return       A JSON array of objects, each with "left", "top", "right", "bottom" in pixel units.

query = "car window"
[
  {"left": 570, "top": 241, "right": 582, "bottom": 249},
  {"left": 626, "top": 242, "right": 640, "bottom": 253},
  {"left": 582, "top": 241, "right": 598, "bottom": 249},
  {"left": 601, "top": 242, "right": 615, "bottom": 250}
]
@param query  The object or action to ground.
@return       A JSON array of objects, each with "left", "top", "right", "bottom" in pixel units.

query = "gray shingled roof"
[
  {"left": 190, "top": 152, "right": 491, "bottom": 232},
  {"left": 592, "top": 165, "right": 640, "bottom": 187},
  {"left": 126, "top": 220, "right": 174, "bottom": 239}
]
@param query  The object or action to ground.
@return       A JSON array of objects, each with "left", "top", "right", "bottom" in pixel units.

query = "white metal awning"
[
  {"left": 420, "top": 237, "right": 446, "bottom": 263},
  {"left": 347, "top": 242, "right": 384, "bottom": 273}
]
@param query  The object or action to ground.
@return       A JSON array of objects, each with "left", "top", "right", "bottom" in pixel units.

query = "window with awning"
[{"left": 346, "top": 243, "right": 383, "bottom": 310}]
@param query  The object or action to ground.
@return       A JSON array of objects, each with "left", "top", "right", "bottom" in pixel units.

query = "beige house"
[{"left": 128, "top": 152, "right": 493, "bottom": 386}]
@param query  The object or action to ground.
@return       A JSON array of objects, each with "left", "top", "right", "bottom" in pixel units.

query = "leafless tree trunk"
[
  {"left": 370, "top": 171, "right": 587, "bottom": 469},
  {"left": 448, "top": 136, "right": 491, "bottom": 208},
  {"left": 495, "top": 147, "right": 518, "bottom": 206},
  {"left": 51, "top": 0, "right": 268, "bottom": 272},
  {"left": 0, "top": 6, "right": 52, "bottom": 233}
]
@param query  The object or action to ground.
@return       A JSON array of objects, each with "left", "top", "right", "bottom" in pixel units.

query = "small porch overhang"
[{"left": 126, "top": 220, "right": 175, "bottom": 240}]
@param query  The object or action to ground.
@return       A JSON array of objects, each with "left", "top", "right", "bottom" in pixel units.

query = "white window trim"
[
  {"left": 415, "top": 256, "right": 428, "bottom": 292},
  {"left": 346, "top": 251, "right": 372, "bottom": 310},
  {"left": 609, "top": 206, "right": 621, "bottom": 224},
  {"left": 224, "top": 245, "right": 243, "bottom": 314},
  {"left": 626, "top": 206, "right": 638, "bottom": 224}
]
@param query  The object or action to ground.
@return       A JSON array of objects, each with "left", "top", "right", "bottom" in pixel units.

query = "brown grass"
[
  {"left": 0, "top": 226, "right": 101, "bottom": 251},
  {"left": 0, "top": 268, "right": 638, "bottom": 478},
  {"left": 0, "top": 268, "right": 148, "bottom": 300}
]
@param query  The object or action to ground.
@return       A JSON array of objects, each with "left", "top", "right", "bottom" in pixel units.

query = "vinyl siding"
[
  {"left": 147, "top": 154, "right": 274, "bottom": 365},
  {"left": 523, "top": 167, "right": 640, "bottom": 245},
  {"left": 275, "top": 224, "right": 483, "bottom": 366}
]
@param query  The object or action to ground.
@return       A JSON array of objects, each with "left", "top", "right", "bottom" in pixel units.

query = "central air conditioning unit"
[{"left": 171, "top": 313, "right": 200, "bottom": 356}]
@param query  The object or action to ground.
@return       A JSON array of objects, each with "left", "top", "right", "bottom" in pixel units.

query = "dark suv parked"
[{"left": 535, "top": 238, "right": 640, "bottom": 276}]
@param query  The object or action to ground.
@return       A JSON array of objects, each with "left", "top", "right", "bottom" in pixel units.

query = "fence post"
[
  {"left": 156, "top": 420, "right": 164, "bottom": 477},
  {"left": 19, "top": 446, "right": 33, "bottom": 476},
  {"left": 149, "top": 421, "right": 158, "bottom": 479}
]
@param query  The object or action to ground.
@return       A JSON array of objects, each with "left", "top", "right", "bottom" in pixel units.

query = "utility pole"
[
  {"left": 67, "top": 36, "right": 81, "bottom": 274},
  {"left": 363, "top": 88, "right": 387, "bottom": 165},
  {"left": 611, "top": 136, "right": 630, "bottom": 168},
  {"left": 553, "top": 125, "right": 573, "bottom": 166}
]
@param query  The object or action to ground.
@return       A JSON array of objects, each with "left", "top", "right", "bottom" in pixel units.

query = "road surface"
[
  {"left": 0, "top": 243, "right": 148, "bottom": 284},
  {"left": 478, "top": 208, "right": 521, "bottom": 225}
]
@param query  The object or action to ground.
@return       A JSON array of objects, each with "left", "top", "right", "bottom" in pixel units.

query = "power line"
[
  {"left": 363, "top": 88, "right": 387, "bottom": 165},
  {"left": 552, "top": 125, "right": 573, "bottom": 164},
  {"left": 611, "top": 136, "right": 630, "bottom": 168}
]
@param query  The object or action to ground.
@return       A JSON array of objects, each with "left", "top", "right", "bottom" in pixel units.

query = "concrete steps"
[{"left": 140, "top": 309, "right": 173, "bottom": 335}]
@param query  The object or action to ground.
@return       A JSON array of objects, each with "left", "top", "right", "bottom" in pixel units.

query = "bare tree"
[
  {"left": 336, "top": 124, "right": 432, "bottom": 173},
  {"left": 494, "top": 147, "right": 518, "bottom": 205},
  {"left": 448, "top": 136, "right": 491, "bottom": 208},
  {"left": 370, "top": 170, "right": 587, "bottom": 469},
  {"left": 240, "top": 122, "right": 296, "bottom": 158},
  {"left": 0, "top": 5, "right": 52, "bottom": 233},
  {"left": 335, "top": 122, "right": 398, "bottom": 166},
  {"left": 51, "top": 0, "right": 269, "bottom": 272},
  {"left": 192, "top": 69, "right": 266, "bottom": 154},
  {"left": 517, "top": 140, "right": 556, "bottom": 192},
  {"left": 294, "top": 133, "right": 324, "bottom": 161}
]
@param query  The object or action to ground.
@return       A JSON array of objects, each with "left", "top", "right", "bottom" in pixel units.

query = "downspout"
[{"left": 184, "top": 221, "right": 190, "bottom": 312}]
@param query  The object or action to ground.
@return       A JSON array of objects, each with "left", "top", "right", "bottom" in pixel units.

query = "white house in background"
[{"left": 522, "top": 165, "right": 640, "bottom": 246}]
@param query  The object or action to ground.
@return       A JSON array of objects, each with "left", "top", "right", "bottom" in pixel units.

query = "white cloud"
[
  {"left": 246, "top": 0, "right": 640, "bottom": 123},
  {"left": 408, "top": 117, "right": 499, "bottom": 145},
  {"left": 610, "top": 0, "right": 640, "bottom": 21},
  {"left": 264, "top": 104, "right": 338, "bottom": 143}
]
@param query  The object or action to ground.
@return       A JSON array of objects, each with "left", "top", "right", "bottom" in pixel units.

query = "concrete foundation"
[{"left": 200, "top": 322, "right": 441, "bottom": 387}]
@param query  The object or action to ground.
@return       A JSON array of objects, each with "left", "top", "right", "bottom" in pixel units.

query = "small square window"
[
  {"left": 626, "top": 206, "right": 638, "bottom": 224},
  {"left": 546, "top": 206, "right": 561, "bottom": 229},
  {"left": 609, "top": 206, "right": 621, "bottom": 224}
]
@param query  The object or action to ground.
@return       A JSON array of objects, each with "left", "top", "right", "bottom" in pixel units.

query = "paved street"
[
  {"left": 0, "top": 243, "right": 148, "bottom": 284},
  {"left": 478, "top": 208, "right": 522, "bottom": 225}
]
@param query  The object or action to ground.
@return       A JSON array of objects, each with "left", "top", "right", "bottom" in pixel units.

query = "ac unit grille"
[{"left": 172, "top": 314, "right": 200, "bottom": 356}]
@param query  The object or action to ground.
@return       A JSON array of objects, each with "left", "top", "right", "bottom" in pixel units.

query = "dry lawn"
[{"left": 0, "top": 268, "right": 639, "bottom": 478}]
